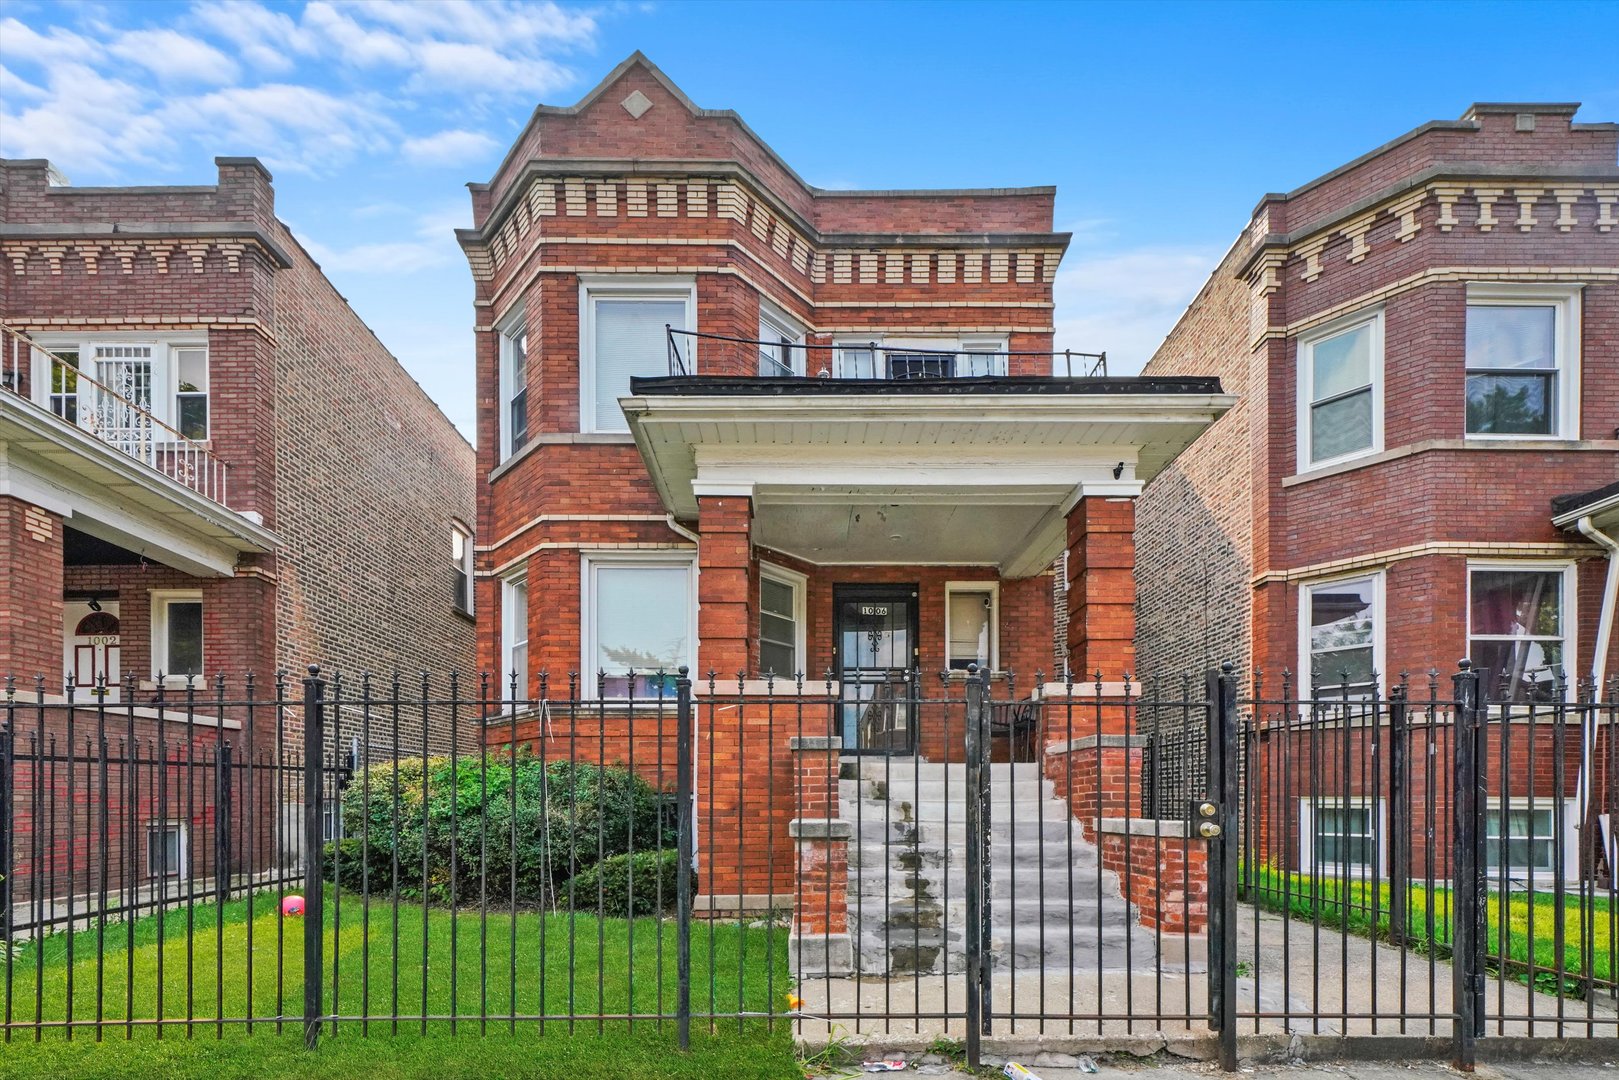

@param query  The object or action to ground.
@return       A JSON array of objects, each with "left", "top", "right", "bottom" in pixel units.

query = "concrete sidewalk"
[{"left": 823, "top": 1057, "right": 1619, "bottom": 1080}]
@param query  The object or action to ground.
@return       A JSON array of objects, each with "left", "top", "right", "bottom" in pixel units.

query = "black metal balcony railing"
[{"left": 665, "top": 327, "right": 1106, "bottom": 380}]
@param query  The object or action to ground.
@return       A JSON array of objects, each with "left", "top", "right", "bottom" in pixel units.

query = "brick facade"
[{"left": 1138, "top": 103, "right": 1619, "bottom": 684}]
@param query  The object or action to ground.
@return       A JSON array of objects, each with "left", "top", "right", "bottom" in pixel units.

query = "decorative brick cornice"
[
  {"left": 0, "top": 236, "right": 276, "bottom": 276},
  {"left": 465, "top": 171, "right": 1066, "bottom": 290},
  {"left": 1240, "top": 181, "right": 1618, "bottom": 294}
]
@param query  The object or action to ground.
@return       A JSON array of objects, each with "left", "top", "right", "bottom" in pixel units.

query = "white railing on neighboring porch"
[{"left": 1, "top": 323, "right": 230, "bottom": 507}]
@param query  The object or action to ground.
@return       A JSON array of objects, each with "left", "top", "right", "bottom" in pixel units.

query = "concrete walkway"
[
  {"left": 821, "top": 1059, "right": 1619, "bottom": 1080},
  {"left": 797, "top": 902, "right": 1619, "bottom": 1043}
]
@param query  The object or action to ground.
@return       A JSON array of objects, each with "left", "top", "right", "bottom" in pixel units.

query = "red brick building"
[
  {"left": 461, "top": 54, "right": 1232, "bottom": 968},
  {"left": 1135, "top": 103, "right": 1618, "bottom": 879},
  {"left": 1, "top": 156, "right": 476, "bottom": 905}
]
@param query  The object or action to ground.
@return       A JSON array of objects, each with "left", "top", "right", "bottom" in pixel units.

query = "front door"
[
  {"left": 834, "top": 585, "right": 918, "bottom": 753},
  {"left": 63, "top": 600, "right": 122, "bottom": 700}
]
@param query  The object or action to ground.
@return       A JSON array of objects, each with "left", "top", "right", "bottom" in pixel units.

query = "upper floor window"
[
  {"left": 497, "top": 311, "right": 528, "bottom": 460},
  {"left": 1467, "top": 563, "right": 1573, "bottom": 703},
  {"left": 758, "top": 303, "right": 805, "bottom": 377},
  {"left": 1465, "top": 284, "right": 1581, "bottom": 439},
  {"left": 830, "top": 336, "right": 1008, "bottom": 380},
  {"left": 451, "top": 522, "right": 473, "bottom": 615},
  {"left": 580, "top": 278, "right": 695, "bottom": 433},
  {"left": 1301, "top": 572, "right": 1381, "bottom": 697},
  {"left": 34, "top": 338, "right": 209, "bottom": 441},
  {"left": 1298, "top": 311, "right": 1381, "bottom": 470}
]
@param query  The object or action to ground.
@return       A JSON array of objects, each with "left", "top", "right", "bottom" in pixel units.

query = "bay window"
[
  {"left": 580, "top": 278, "right": 694, "bottom": 432},
  {"left": 583, "top": 554, "right": 695, "bottom": 697},
  {"left": 831, "top": 336, "right": 1008, "bottom": 380},
  {"left": 498, "top": 311, "right": 528, "bottom": 460},
  {"left": 1465, "top": 284, "right": 1580, "bottom": 439},
  {"left": 501, "top": 576, "right": 529, "bottom": 701},
  {"left": 758, "top": 303, "right": 805, "bottom": 377},
  {"left": 1301, "top": 573, "right": 1381, "bottom": 696},
  {"left": 1467, "top": 564, "right": 1573, "bottom": 703},
  {"left": 1299, "top": 311, "right": 1381, "bottom": 469}
]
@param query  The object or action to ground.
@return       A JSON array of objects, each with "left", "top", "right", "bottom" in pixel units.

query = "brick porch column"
[
  {"left": 695, "top": 489, "right": 753, "bottom": 679},
  {"left": 0, "top": 496, "right": 65, "bottom": 684},
  {"left": 787, "top": 734, "right": 852, "bottom": 977},
  {"left": 1065, "top": 493, "right": 1137, "bottom": 680}
]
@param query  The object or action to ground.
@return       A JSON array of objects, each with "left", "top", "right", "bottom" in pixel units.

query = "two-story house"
[
  {"left": 460, "top": 54, "right": 1233, "bottom": 958},
  {"left": 0, "top": 156, "right": 477, "bottom": 908},
  {"left": 1135, "top": 103, "right": 1618, "bottom": 880}
]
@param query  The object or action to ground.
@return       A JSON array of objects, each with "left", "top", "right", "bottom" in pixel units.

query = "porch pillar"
[
  {"left": 695, "top": 488, "right": 753, "bottom": 679},
  {"left": 1064, "top": 494, "right": 1137, "bottom": 680},
  {"left": 0, "top": 495, "right": 65, "bottom": 684}
]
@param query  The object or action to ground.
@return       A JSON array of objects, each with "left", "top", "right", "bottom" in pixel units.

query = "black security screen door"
[{"left": 834, "top": 584, "right": 918, "bottom": 753}]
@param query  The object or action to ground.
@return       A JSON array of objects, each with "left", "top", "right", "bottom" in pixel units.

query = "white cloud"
[
  {"left": 157, "top": 84, "right": 396, "bottom": 174},
  {"left": 110, "top": 28, "right": 239, "bottom": 85},
  {"left": 0, "top": 62, "right": 174, "bottom": 172},
  {"left": 1052, "top": 247, "right": 1222, "bottom": 376},
  {"left": 189, "top": 1, "right": 316, "bottom": 73},
  {"left": 401, "top": 127, "right": 499, "bottom": 165}
]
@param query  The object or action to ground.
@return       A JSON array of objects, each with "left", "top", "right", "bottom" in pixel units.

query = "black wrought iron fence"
[{"left": 3, "top": 663, "right": 1618, "bottom": 1071}]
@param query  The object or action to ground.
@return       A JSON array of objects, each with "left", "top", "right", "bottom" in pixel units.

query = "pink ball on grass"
[{"left": 281, "top": 894, "right": 305, "bottom": 917}]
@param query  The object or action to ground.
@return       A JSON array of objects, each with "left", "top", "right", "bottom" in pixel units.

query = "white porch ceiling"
[{"left": 623, "top": 388, "right": 1234, "bottom": 579}]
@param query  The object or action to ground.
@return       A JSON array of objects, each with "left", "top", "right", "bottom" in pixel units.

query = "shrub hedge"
[{"left": 323, "top": 753, "right": 675, "bottom": 906}]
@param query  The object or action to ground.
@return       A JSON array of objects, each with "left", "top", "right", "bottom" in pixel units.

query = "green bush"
[
  {"left": 563, "top": 849, "right": 689, "bottom": 918},
  {"left": 324, "top": 752, "right": 675, "bottom": 906}
]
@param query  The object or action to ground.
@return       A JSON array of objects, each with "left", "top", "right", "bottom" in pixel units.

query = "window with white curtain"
[
  {"left": 501, "top": 576, "right": 529, "bottom": 702},
  {"left": 580, "top": 279, "right": 694, "bottom": 432},
  {"left": 584, "top": 555, "right": 695, "bottom": 697},
  {"left": 945, "top": 584, "right": 997, "bottom": 671}
]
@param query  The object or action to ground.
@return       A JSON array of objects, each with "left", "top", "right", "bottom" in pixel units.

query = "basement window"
[
  {"left": 147, "top": 823, "right": 187, "bottom": 879},
  {"left": 1298, "top": 798, "right": 1383, "bottom": 876}
]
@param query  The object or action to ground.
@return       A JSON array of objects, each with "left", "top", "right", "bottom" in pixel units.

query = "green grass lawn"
[
  {"left": 0, "top": 891, "right": 798, "bottom": 1079},
  {"left": 1242, "top": 865, "right": 1618, "bottom": 996}
]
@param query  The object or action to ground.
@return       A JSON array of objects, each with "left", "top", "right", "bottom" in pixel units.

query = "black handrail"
[{"left": 664, "top": 326, "right": 1106, "bottom": 379}]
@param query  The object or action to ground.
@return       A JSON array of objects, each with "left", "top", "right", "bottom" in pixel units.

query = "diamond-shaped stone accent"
[{"left": 621, "top": 90, "right": 653, "bottom": 120}]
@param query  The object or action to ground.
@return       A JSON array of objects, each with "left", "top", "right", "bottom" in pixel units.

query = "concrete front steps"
[{"left": 841, "top": 759, "right": 1155, "bottom": 976}]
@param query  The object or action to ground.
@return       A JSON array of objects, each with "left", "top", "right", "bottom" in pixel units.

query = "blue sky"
[{"left": 2, "top": 1, "right": 1614, "bottom": 440}]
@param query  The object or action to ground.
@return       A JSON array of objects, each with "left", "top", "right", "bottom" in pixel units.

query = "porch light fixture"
[
  {"left": 1113, "top": 462, "right": 1126, "bottom": 479},
  {"left": 88, "top": 596, "right": 102, "bottom": 612}
]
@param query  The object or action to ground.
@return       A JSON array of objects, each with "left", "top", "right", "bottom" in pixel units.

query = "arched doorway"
[{"left": 63, "top": 601, "right": 121, "bottom": 700}]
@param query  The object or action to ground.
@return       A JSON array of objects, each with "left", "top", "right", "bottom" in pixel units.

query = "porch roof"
[
  {"left": 0, "top": 392, "right": 276, "bottom": 577},
  {"left": 622, "top": 376, "right": 1233, "bottom": 577}
]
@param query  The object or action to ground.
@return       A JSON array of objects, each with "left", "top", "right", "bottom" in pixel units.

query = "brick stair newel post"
[{"left": 787, "top": 733, "right": 852, "bottom": 978}]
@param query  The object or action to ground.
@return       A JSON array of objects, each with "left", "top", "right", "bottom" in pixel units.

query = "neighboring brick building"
[
  {"left": 1135, "top": 103, "right": 1619, "bottom": 877},
  {"left": 0, "top": 156, "right": 477, "bottom": 904},
  {"left": 461, "top": 54, "right": 1233, "bottom": 966}
]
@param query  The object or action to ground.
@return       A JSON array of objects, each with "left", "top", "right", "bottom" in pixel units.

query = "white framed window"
[
  {"left": 579, "top": 277, "right": 695, "bottom": 432},
  {"left": 759, "top": 562, "right": 806, "bottom": 679},
  {"left": 758, "top": 301, "right": 806, "bottom": 377},
  {"left": 322, "top": 799, "right": 344, "bottom": 843},
  {"left": 32, "top": 336, "right": 209, "bottom": 441},
  {"left": 1298, "top": 798, "right": 1384, "bottom": 876},
  {"left": 451, "top": 521, "right": 473, "bottom": 615},
  {"left": 1300, "top": 572, "right": 1383, "bottom": 697},
  {"left": 1467, "top": 562, "right": 1575, "bottom": 703},
  {"left": 146, "top": 822, "right": 187, "bottom": 879},
  {"left": 1297, "top": 309, "right": 1383, "bottom": 470},
  {"left": 1484, "top": 797, "right": 1577, "bottom": 880},
  {"left": 945, "top": 582, "right": 999, "bottom": 672},
  {"left": 830, "top": 335, "right": 1008, "bottom": 380},
  {"left": 1465, "top": 283, "right": 1581, "bottom": 440},
  {"left": 500, "top": 575, "right": 529, "bottom": 701},
  {"left": 150, "top": 590, "right": 204, "bottom": 682},
  {"left": 582, "top": 552, "right": 697, "bottom": 698},
  {"left": 497, "top": 309, "right": 529, "bottom": 460}
]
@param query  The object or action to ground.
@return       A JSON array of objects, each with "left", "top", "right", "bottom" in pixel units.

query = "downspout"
[
  {"left": 665, "top": 514, "right": 701, "bottom": 546},
  {"left": 1574, "top": 515, "right": 1618, "bottom": 832}
]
